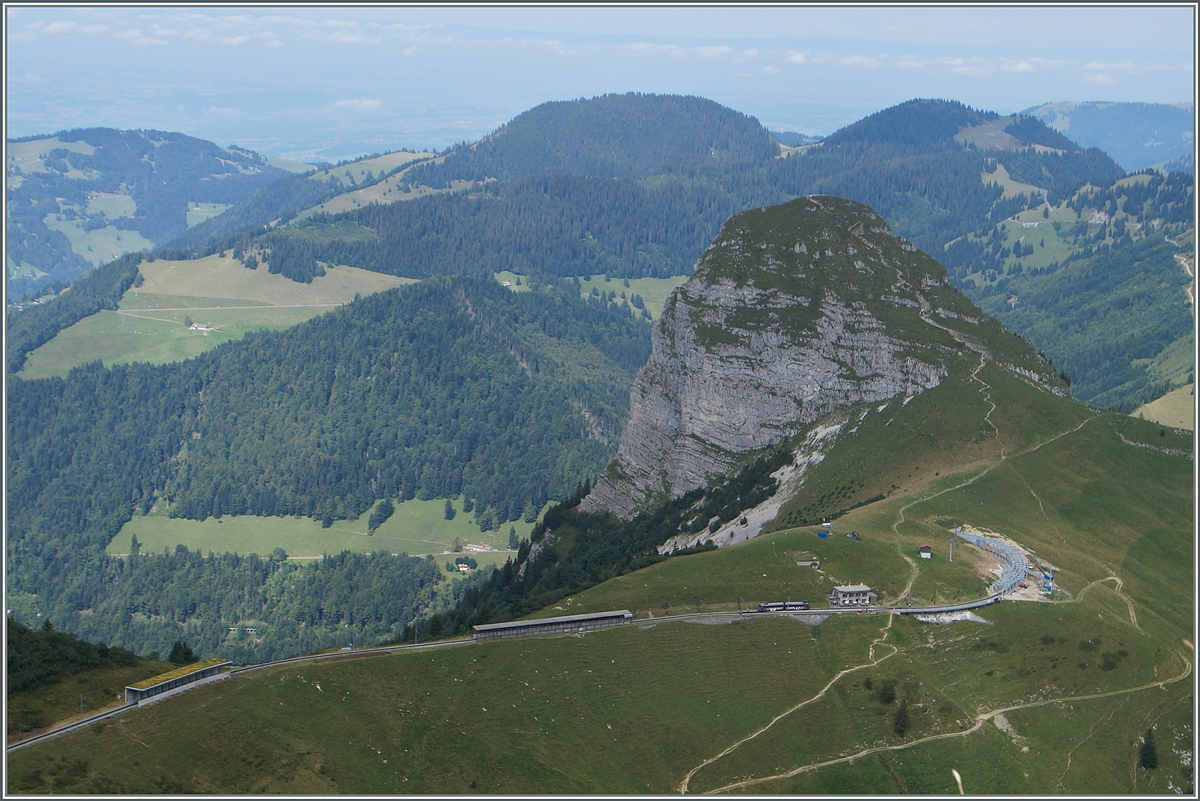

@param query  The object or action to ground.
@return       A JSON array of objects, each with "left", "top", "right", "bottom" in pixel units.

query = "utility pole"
[{"left": 948, "top": 538, "right": 955, "bottom": 562}]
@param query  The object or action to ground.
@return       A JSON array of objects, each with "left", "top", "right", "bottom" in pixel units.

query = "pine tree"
[
  {"left": 893, "top": 700, "right": 910, "bottom": 735},
  {"left": 168, "top": 640, "right": 195, "bottom": 665},
  {"left": 1140, "top": 728, "right": 1158, "bottom": 770}
]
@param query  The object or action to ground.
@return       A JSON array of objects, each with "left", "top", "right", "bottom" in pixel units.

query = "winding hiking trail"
[
  {"left": 1068, "top": 576, "right": 1139, "bottom": 629},
  {"left": 676, "top": 614, "right": 900, "bottom": 794},
  {"left": 677, "top": 280, "right": 1158, "bottom": 794},
  {"left": 696, "top": 645, "right": 1192, "bottom": 794}
]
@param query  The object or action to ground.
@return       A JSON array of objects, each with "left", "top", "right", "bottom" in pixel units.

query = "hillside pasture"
[
  {"left": 265, "top": 156, "right": 314, "bottom": 173},
  {"left": 5, "top": 137, "right": 96, "bottom": 183},
  {"left": 85, "top": 192, "right": 137, "bottom": 218},
  {"left": 108, "top": 496, "right": 539, "bottom": 561},
  {"left": 17, "top": 254, "right": 414, "bottom": 377},
  {"left": 43, "top": 216, "right": 154, "bottom": 267},
  {"left": 293, "top": 173, "right": 470, "bottom": 221},
  {"left": 186, "top": 202, "right": 232, "bottom": 227},
  {"left": 133, "top": 252, "right": 411, "bottom": 304},
  {"left": 1133, "top": 383, "right": 1194, "bottom": 430},
  {"left": 980, "top": 162, "right": 1046, "bottom": 200},
  {"left": 8, "top": 592, "right": 1189, "bottom": 794},
  {"left": 307, "top": 151, "right": 435, "bottom": 189},
  {"left": 576, "top": 274, "right": 689, "bottom": 319}
]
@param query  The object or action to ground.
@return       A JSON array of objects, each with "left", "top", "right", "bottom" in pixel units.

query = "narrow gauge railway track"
[{"left": 6, "top": 591, "right": 1007, "bottom": 753}]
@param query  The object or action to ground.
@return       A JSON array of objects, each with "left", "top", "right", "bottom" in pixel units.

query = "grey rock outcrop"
[{"left": 582, "top": 196, "right": 970, "bottom": 519}]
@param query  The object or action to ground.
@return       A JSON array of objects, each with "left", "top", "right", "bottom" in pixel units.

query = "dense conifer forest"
[{"left": 6, "top": 277, "right": 648, "bottom": 658}]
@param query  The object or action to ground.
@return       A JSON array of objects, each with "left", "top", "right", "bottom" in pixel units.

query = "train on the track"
[{"left": 747, "top": 601, "right": 811, "bottom": 613}]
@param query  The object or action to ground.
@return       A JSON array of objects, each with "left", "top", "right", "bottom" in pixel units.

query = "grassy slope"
[
  {"left": 18, "top": 254, "right": 413, "bottom": 378},
  {"left": 1132, "top": 383, "right": 1195, "bottom": 430},
  {"left": 109, "top": 496, "right": 540, "bottom": 566},
  {"left": 7, "top": 660, "right": 173, "bottom": 743},
  {"left": 495, "top": 271, "right": 688, "bottom": 320},
  {"left": 9, "top": 366, "right": 1193, "bottom": 794}
]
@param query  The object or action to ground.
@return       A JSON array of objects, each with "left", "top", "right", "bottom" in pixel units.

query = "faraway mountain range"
[{"left": 3, "top": 93, "right": 1195, "bottom": 794}]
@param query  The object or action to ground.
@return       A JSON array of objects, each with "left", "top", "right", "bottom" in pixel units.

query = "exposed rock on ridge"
[{"left": 582, "top": 195, "right": 992, "bottom": 519}]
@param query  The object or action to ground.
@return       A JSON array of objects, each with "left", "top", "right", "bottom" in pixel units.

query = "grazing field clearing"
[
  {"left": 576, "top": 274, "right": 689, "bottom": 320},
  {"left": 5, "top": 137, "right": 95, "bottom": 183},
  {"left": 1134, "top": 330, "right": 1194, "bottom": 388},
  {"left": 109, "top": 496, "right": 540, "bottom": 561},
  {"left": 308, "top": 151, "right": 434, "bottom": 189},
  {"left": 186, "top": 202, "right": 232, "bottom": 227},
  {"left": 17, "top": 254, "right": 415, "bottom": 377},
  {"left": 265, "top": 156, "right": 315, "bottom": 173},
  {"left": 981, "top": 162, "right": 1047, "bottom": 200},
  {"left": 295, "top": 177, "right": 472, "bottom": 219},
  {"left": 43, "top": 216, "right": 154, "bottom": 267},
  {"left": 1133, "top": 383, "right": 1194, "bottom": 430},
  {"left": 18, "top": 307, "right": 323, "bottom": 378},
  {"left": 493, "top": 271, "right": 532, "bottom": 292},
  {"left": 85, "top": 192, "right": 138, "bottom": 218},
  {"left": 496, "top": 273, "right": 688, "bottom": 319},
  {"left": 133, "top": 252, "right": 412, "bottom": 304},
  {"left": 6, "top": 254, "right": 45, "bottom": 280}
]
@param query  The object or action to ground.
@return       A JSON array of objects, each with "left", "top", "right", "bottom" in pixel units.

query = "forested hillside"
[
  {"left": 6, "top": 277, "right": 649, "bottom": 659},
  {"left": 405, "top": 93, "right": 779, "bottom": 184},
  {"left": 6, "top": 129, "right": 293, "bottom": 299},
  {"left": 209, "top": 175, "right": 782, "bottom": 281},
  {"left": 1021, "top": 101, "right": 1195, "bottom": 171},
  {"left": 17, "top": 96, "right": 1186, "bottom": 412}
]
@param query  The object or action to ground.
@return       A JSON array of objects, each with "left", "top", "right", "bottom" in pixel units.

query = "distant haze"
[{"left": 6, "top": 6, "right": 1194, "bottom": 162}]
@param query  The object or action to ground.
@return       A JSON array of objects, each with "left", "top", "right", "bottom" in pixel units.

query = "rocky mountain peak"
[{"left": 582, "top": 195, "right": 1002, "bottom": 519}]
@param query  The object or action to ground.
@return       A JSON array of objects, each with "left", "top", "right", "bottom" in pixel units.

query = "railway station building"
[
  {"left": 827, "top": 584, "right": 879, "bottom": 606},
  {"left": 472, "top": 610, "right": 633, "bottom": 641},
  {"left": 125, "top": 658, "right": 231, "bottom": 704}
]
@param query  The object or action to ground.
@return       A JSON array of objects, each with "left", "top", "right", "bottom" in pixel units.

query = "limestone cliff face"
[{"left": 582, "top": 195, "right": 979, "bottom": 519}]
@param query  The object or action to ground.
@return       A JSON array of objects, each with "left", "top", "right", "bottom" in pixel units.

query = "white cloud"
[
  {"left": 762, "top": 65, "right": 780, "bottom": 75},
  {"left": 784, "top": 51, "right": 807, "bottom": 64},
  {"left": 625, "top": 42, "right": 734, "bottom": 60},
  {"left": 839, "top": 55, "right": 883, "bottom": 69},
  {"left": 117, "top": 28, "right": 168, "bottom": 47},
  {"left": 332, "top": 98, "right": 383, "bottom": 113},
  {"left": 518, "top": 38, "right": 570, "bottom": 56}
]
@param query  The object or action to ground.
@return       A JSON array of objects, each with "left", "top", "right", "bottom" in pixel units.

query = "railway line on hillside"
[{"left": 6, "top": 585, "right": 1012, "bottom": 754}]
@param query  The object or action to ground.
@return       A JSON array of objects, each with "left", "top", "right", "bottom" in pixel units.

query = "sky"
[{"left": 5, "top": 5, "right": 1196, "bottom": 162}]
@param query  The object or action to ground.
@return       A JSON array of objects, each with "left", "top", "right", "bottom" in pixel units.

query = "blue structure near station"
[{"left": 472, "top": 610, "right": 633, "bottom": 641}]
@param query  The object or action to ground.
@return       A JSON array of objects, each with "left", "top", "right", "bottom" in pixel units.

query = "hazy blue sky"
[{"left": 6, "top": 5, "right": 1195, "bottom": 161}]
